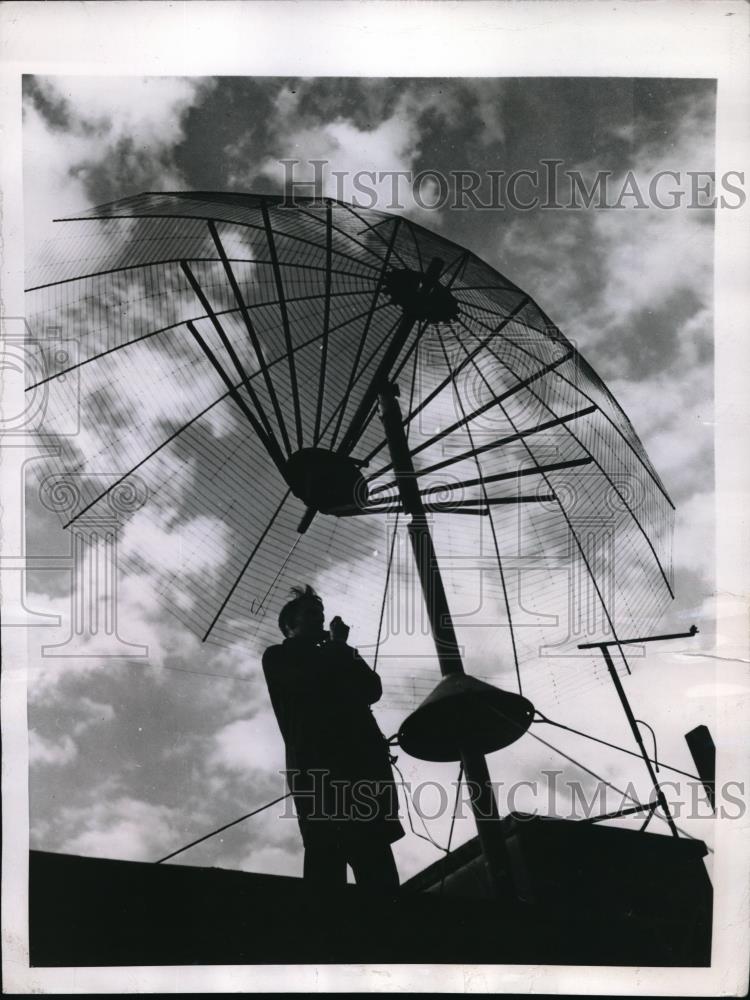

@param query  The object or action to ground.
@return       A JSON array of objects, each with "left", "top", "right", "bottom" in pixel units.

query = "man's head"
[{"left": 278, "top": 584, "right": 325, "bottom": 640}]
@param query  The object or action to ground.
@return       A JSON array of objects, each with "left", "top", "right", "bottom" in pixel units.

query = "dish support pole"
[{"left": 377, "top": 378, "right": 509, "bottom": 899}]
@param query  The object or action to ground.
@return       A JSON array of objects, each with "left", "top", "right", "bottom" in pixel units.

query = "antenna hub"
[
  {"left": 384, "top": 268, "right": 459, "bottom": 323},
  {"left": 284, "top": 448, "right": 369, "bottom": 515}
]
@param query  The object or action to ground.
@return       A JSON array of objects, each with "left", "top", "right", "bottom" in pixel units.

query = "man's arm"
[
  {"left": 352, "top": 648, "right": 383, "bottom": 705},
  {"left": 326, "top": 616, "right": 383, "bottom": 704},
  {"left": 325, "top": 641, "right": 383, "bottom": 705},
  {"left": 263, "top": 644, "right": 339, "bottom": 704}
]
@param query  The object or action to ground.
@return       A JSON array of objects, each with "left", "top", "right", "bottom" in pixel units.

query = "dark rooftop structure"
[{"left": 30, "top": 813, "right": 712, "bottom": 968}]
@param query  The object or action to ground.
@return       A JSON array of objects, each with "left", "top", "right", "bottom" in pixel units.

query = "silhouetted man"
[{"left": 262, "top": 584, "right": 404, "bottom": 892}]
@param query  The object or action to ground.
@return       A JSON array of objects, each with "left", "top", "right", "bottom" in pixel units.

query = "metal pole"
[
  {"left": 598, "top": 644, "right": 680, "bottom": 837},
  {"left": 378, "top": 379, "right": 508, "bottom": 897},
  {"left": 577, "top": 625, "right": 698, "bottom": 650}
]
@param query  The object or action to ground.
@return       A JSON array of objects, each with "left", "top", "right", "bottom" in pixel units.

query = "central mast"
[
  {"left": 378, "top": 378, "right": 510, "bottom": 898},
  {"left": 374, "top": 257, "right": 510, "bottom": 898}
]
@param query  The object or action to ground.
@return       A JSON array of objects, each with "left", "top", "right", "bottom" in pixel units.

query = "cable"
[
  {"left": 373, "top": 513, "right": 400, "bottom": 673},
  {"left": 203, "top": 489, "right": 292, "bottom": 641},
  {"left": 635, "top": 718, "right": 660, "bottom": 773},
  {"left": 519, "top": 712, "right": 713, "bottom": 851},
  {"left": 639, "top": 801, "right": 658, "bottom": 832},
  {"left": 154, "top": 792, "right": 292, "bottom": 864},
  {"left": 257, "top": 533, "right": 302, "bottom": 610},
  {"left": 524, "top": 722, "right": 646, "bottom": 810},
  {"left": 439, "top": 761, "right": 465, "bottom": 896},
  {"left": 390, "top": 757, "right": 450, "bottom": 853},
  {"left": 454, "top": 318, "right": 646, "bottom": 686},
  {"left": 373, "top": 332, "right": 419, "bottom": 673},
  {"left": 533, "top": 711, "right": 698, "bottom": 780}
]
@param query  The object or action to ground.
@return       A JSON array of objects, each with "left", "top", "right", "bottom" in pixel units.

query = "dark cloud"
[
  {"left": 173, "top": 78, "right": 278, "bottom": 191},
  {"left": 28, "top": 654, "right": 275, "bottom": 856},
  {"left": 72, "top": 133, "right": 183, "bottom": 206},
  {"left": 293, "top": 77, "right": 401, "bottom": 131},
  {"left": 23, "top": 76, "right": 75, "bottom": 132}
]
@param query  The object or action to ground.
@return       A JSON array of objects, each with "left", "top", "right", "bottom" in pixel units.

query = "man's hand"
[{"left": 329, "top": 615, "right": 350, "bottom": 643}]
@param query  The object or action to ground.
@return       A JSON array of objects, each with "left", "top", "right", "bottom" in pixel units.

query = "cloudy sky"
[{"left": 22, "top": 75, "right": 720, "bottom": 883}]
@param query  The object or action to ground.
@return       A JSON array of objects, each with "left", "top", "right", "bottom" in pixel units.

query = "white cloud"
[
  {"left": 592, "top": 209, "right": 712, "bottom": 329},
  {"left": 25, "top": 559, "right": 254, "bottom": 695},
  {"left": 48, "top": 76, "right": 202, "bottom": 145},
  {"left": 120, "top": 507, "right": 230, "bottom": 577},
  {"left": 584, "top": 91, "right": 715, "bottom": 327},
  {"left": 252, "top": 90, "right": 420, "bottom": 211},
  {"left": 24, "top": 76, "right": 214, "bottom": 253},
  {"left": 237, "top": 843, "right": 300, "bottom": 879},
  {"left": 607, "top": 358, "right": 713, "bottom": 504},
  {"left": 230, "top": 81, "right": 490, "bottom": 223},
  {"left": 71, "top": 697, "right": 116, "bottom": 735},
  {"left": 687, "top": 683, "right": 750, "bottom": 698},
  {"left": 498, "top": 90, "right": 715, "bottom": 354},
  {"left": 29, "top": 729, "right": 78, "bottom": 767},
  {"left": 589, "top": 110, "right": 713, "bottom": 330},
  {"left": 59, "top": 795, "right": 183, "bottom": 861},
  {"left": 673, "top": 491, "right": 715, "bottom": 577},
  {"left": 210, "top": 713, "right": 285, "bottom": 775}
]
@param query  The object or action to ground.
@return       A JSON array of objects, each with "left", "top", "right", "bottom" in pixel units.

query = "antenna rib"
[
  {"left": 368, "top": 408, "right": 597, "bottom": 486},
  {"left": 180, "top": 260, "right": 284, "bottom": 460},
  {"left": 25, "top": 256, "right": 382, "bottom": 294},
  {"left": 261, "top": 201, "right": 304, "bottom": 449},
  {"left": 434, "top": 325, "right": 523, "bottom": 695},
  {"left": 26, "top": 288, "right": 384, "bottom": 392},
  {"left": 207, "top": 221, "right": 294, "bottom": 456},
  {"left": 459, "top": 317, "right": 675, "bottom": 597},
  {"left": 358, "top": 295, "right": 532, "bottom": 466},
  {"left": 186, "top": 320, "right": 286, "bottom": 476},
  {"left": 313, "top": 203, "right": 333, "bottom": 445},
  {"left": 457, "top": 336, "right": 637, "bottom": 685},
  {"left": 202, "top": 489, "right": 291, "bottom": 642},
  {"left": 328, "top": 218, "right": 401, "bottom": 448},
  {"left": 369, "top": 457, "right": 593, "bottom": 499},
  {"left": 466, "top": 308, "right": 675, "bottom": 510}
]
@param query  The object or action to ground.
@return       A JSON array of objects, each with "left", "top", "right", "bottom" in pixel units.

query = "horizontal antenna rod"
[
  {"left": 333, "top": 505, "right": 490, "bottom": 517},
  {"left": 369, "top": 406, "right": 597, "bottom": 482},
  {"left": 577, "top": 625, "right": 698, "bottom": 650},
  {"left": 370, "top": 456, "right": 592, "bottom": 498},
  {"left": 331, "top": 494, "right": 556, "bottom": 516}
]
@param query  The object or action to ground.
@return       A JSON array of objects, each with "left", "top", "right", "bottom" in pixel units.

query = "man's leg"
[
  {"left": 303, "top": 842, "right": 348, "bottom": 887},
  {"left": 347, "top": 840, "right": 400, "bottom": 894}
]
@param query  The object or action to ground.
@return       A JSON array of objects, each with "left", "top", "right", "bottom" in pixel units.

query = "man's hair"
[{"left": 278, "top": 584, "right": 323, "bottom": 637}]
